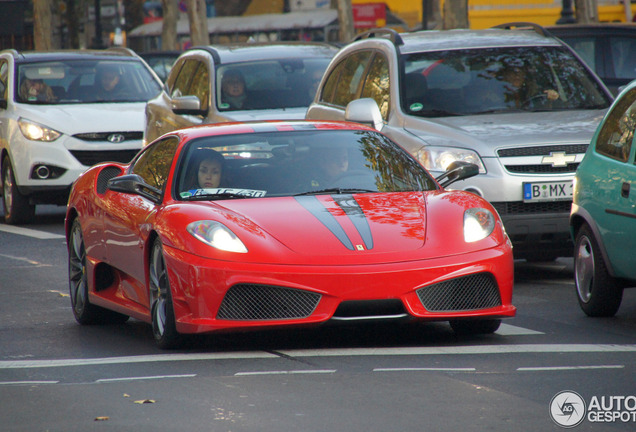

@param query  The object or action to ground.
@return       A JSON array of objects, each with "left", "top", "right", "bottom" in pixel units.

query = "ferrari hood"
[{"left": 217, "top": 193, "right": 428, "bottom": 257}]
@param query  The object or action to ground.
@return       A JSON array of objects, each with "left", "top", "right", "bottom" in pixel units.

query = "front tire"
[
  {"left": 574, "top": 224, "right": 623, "bottom": 317},
  {"left": 2, "top": 156, "right": 35, "bottom": 224},
  {"left": 149, "top": 239, "right": 182, "bottom": 349},
  {"left": 68, "top": 219, "right": 128, "bottom": 324}
]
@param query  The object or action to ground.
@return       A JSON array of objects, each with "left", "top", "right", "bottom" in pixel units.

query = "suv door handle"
[{"left": 621, "top": 182, "right": 630, "bottom": 198}]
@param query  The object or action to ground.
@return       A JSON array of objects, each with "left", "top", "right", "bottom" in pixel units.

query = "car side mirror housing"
[
  {"left": 435, "top": 161, "right": 479, "bottom": 188},
  {"left": 345, "top": 98, "right": 384, "bottom": 131},
  {"left": 107, "top": 174, "right": 162, "bottom": 204},
  {"left": 171, "top": 95, "right": 206, "bottom": 116}
]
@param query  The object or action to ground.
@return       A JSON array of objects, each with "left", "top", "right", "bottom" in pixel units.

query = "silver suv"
[{"left": 306, "top": 24, "right": 613, "bottom": 261}]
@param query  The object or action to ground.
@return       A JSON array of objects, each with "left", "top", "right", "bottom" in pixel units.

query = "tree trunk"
[
  {"left": 161, "top": 0, "right": 179, "bottom": 50},
  {"left": 334, "top": 0, "right": 354, "bottom": 43},
  {"left": 575, "top": 0, "right": 599, "bottom": 23},
  {"left": 33, "top": 0, "right": 53, "bottom": 50},
  {"left": 442, "top": 0, "right": 468, "bottom": 29},
  {"left": 186, "top": 0, "right": 209, "bottom": 46}
]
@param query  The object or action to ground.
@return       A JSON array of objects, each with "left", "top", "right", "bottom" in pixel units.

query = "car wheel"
[
  {"left": 2, "top": 156, "right": 35, "bottom": 224},
  {"left": 68, "top": 219, "right": 128, "bottom": 324},
  {"left": 149, "top": 239, "right": 182, "bottom": 349},
  {"left": 574, "top": 224, "right": 623, "bottom": 317},
  {"left": 449, "top": 318, "right": 501, "bottom": 335}
]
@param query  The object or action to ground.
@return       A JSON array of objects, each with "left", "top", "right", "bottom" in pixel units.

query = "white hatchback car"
[{"left": 0, "top": 48, "right": 163, "bottom": 224}]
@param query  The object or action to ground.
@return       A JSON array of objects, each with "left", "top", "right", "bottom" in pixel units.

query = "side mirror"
[
  {"left": 435, "top": 161, "right": 479, "bottom": 188},
  {"left": 107, "top": 174, "right": 162, "bottom": 204},
  {"left": 345, "top": 98, "right": 384, "bottom": 131},
  {"left": 171, "top": 95, "right": 206, "bottom": 116}
]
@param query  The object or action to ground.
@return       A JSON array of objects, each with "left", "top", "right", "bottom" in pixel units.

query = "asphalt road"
[{"left": 1, "top": 205, "right": 635, "bottom": 431}]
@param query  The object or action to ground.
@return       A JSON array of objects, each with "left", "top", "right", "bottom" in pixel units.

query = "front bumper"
[{"left": 162, "top": 243, "right": 516, "bottom": 335}]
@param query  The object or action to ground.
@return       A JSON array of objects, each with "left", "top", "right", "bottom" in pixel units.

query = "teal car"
[{"left": 570, "top": 81, "right": 636, "bottom": 316}]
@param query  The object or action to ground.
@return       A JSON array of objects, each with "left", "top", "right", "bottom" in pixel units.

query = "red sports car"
[{"left": 66, "top": 120, "right": 516, "bottom": 348}]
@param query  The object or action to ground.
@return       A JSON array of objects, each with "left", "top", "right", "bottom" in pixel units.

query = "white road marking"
[
  {"left": 496, "top": 323, "right": 544, "bottom": 336},
  {"left": 235, "top": 370, "right": 336, "bottom": 376},
  {"left": 1, "top": 344, "right": 636, "bottom": 370},
  {"left": 0, "top": 224, "right": 64, "bottom": 240},
  {"left": 374, "top": 367, "right": 476, "bottom": 372},
  {"left": 0, "top": 380, "right": 59, "bottom": 385},
  {"left": 517, "top": 365, "right": 625, "bottom": 372},
  {"left": 0, "top": 254, "right": 52, "bottom": 267},
  {"left": 96, "top": 374, "right": 197, "bottom": 382}
]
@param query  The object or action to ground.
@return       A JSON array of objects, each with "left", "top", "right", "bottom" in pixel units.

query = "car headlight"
[
  {"left": 187, "top": 221, "right": 248, "bottom": 253},
  {"left": 417, "top": 146, "right": 486, "bottom": 173},
  {"left": 464, "top": 208, "right": 495, "bottom": 242},
  {"left": 18, "top": 118, "right": 62, "bottom": 142}
]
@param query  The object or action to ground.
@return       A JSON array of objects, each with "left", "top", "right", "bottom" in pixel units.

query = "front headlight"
[
  {"left": 464, "top": 208, "right": 495, "bottom": 242},
  {"left": 187, "top": 221, "right": 248, "bottom": 253},
  {"left": 18, "top": 118, "right": 62, "bottom": 142},
  {"left": 417, "top": 146, "right": 486, "bottom": 173}
]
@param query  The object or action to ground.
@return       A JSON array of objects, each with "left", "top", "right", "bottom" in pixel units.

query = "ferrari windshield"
[
  {"left": 402, "top": 46, "right": 611, "bottom": 117},
  {"left": 176, "top": 129, "right": 437, "bottom": 200},
  {"left": 16, "top": 59, "right": 162, "bottom": 104}
]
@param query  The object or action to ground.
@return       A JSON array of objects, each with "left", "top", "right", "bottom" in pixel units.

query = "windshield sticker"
[{"left": 181, "top": 187, "right": 267, "bottom": 198}]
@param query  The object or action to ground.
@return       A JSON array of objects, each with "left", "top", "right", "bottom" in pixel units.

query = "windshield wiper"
[{"left": 294, "top": 188, "right": 374, "bottom": 196}]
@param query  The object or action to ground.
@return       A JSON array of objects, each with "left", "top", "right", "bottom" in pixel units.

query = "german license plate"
[{"left": 523, "top": 181, "right": 573, "bottom": 202}]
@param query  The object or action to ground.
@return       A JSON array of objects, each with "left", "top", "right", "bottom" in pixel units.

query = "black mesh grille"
[
  {"left": 70, "top": 150, "right": 139, "bottom": 166},
  {"left": 416, "top": 273, "right": 501, "bottom": 312},
  {"left": 504, "top": 163, "right": 579, "bottom": 174},
  {"left": 73, "top": 131, "right": 143, "bottom": 142},
  {"left": 491, "top": 200, "right": 572, "bottom": 215},
  {"left": 217, "top": 284, "right": 321, "bottom": 320},
  {"left": 96, "top": 166, "right": 123, "bottom": 194},
  {"left": 497, "top": 144, "right": 588, "bottom": 157}
]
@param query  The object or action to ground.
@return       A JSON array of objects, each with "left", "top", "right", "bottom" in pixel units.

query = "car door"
[
  {"left": 103, "top": 137, "right": 179, "bottom": 307},
  {"left": 588, "top": 87, "right": 636, "bottom": 277}
]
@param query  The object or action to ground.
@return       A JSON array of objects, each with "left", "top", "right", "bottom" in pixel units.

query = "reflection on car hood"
[
  {"left": 18, "top": 102, "right": 147, "bottom": 135},
  {"left": 404, "top": 110, "right": 607, "bottom": 156}
]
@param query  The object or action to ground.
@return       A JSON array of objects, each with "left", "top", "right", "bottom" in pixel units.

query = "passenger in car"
[
  {"left": 94, "top": 64, "right": 127, "bottom": 100},
  {"left": 220, "top": 69, "right": 249, "bottom": 109},
  {"left": 309, "top": 147, "right": 349, "bottom": 188},
  {"left": 19, "top": 78, "right": 56, "bottom": 102},
  {"left": 501, "top": 66, "right": 559, "bottom": 108},
  {"left": 191, "top": 149, "right": 225, "bottom": 190}
]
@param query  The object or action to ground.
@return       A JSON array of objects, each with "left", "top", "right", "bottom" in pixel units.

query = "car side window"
[
  {"left": 322, "top": 51, "right": 372, "bottom": 108},
  {"left": 132, "top": 137, "right": 179, "bottom": 191},
  {"left": 189, "top": 63, "right": 210, "bottom": 111},
  {"left": 595, "top": 87, "right": 636, "bottom": 162},
  {"left": 170, "top": 59, "right": 198, "bottom": 98},
  {"left": 361, "top": 53, "right": 390, "bottom": 120},
  {"left": 609, "top": 36, "right": 636, "bottom": 79},
  {"left": 0, "top": 59, "right": 8, "bottom": 102}
]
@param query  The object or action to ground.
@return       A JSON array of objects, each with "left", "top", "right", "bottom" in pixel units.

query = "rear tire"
[
  {"left": 450, "top": 318, "right": 501, "bottom": 335},
  {"left": 574, "top": 224, "right": 623, "bottom": 317},
  {"left": 2, "top": 156, "right": 35, "bottom": 224},
  {"left": 149, "top": 239, "right": 182, "bottom": 349}
]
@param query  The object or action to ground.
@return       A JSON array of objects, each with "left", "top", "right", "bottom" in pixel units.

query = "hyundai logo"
[
  {"left": 107, "top": 133, "right": 126, "bottom": 143},
  {"left": 541, "top": 151, "right": 576, "bottom": 167}
]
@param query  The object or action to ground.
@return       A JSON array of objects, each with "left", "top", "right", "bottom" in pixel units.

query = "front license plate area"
[{"left": 523, "top": 181, "right": 573, "bottom": 202}]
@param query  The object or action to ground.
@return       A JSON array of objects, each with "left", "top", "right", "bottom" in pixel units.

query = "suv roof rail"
[
  {"left": 491, "top": 22, "right": 550, "bottom": 37},
  {"left": 353, "top": 28, "right": 404, "bottom": 46}
]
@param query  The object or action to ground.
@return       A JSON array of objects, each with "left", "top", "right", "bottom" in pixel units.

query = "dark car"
[
  {"left": 140, "top": 50, "right": 181, "bottom": 82},
  {"left": 547, "top": 23, "right": 636, "bottom": 95}
]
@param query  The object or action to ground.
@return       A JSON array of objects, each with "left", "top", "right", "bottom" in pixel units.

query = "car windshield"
[
  {"left": 176, "top": 128, "right": 437, "bottom": 200},
  {"left": 216, "top": 58, "right": 331, "bottom": 111},
  {"left": 402, "top": 46, "right": 612, "bottom": 117},
  {"left": 16, "top": 59, "right": 162, "bottom": 104}
]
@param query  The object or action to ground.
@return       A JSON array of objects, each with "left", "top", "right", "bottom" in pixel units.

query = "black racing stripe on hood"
[
  {"left": 332, "top": 194, "right": 373, "bottom": 250},
  {"left": 294, "top": 196, "right": 354, "bottom": 250}
]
